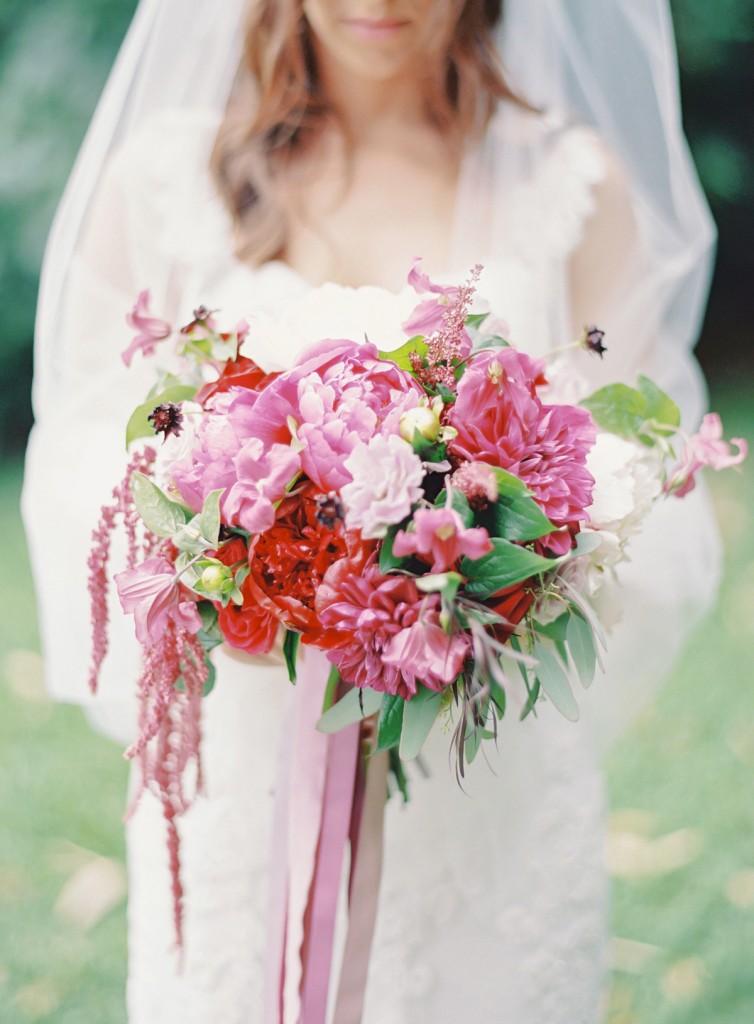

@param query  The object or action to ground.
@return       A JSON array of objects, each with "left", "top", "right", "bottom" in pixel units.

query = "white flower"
[
  {"left": 341, "top": 434, "right": 424, "bottom": 539},
  {"left": 586, "top": 433, "right": 663, "bottom": 558}
]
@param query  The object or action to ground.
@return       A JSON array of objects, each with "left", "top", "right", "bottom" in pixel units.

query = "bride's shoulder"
[
  {"left": 486, "top": 101, "right": 634, "bottom": 261},
  {"left": 97, "top": 108, "right": 231, "bottom": 261}
]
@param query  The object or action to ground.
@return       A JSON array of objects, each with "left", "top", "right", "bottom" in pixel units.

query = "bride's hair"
[{"left": 211, "top": 0, "right": 526, "bottom": 265}]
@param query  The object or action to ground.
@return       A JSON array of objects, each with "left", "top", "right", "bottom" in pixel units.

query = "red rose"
[
  {"left": 196, "top": 355, "right": 279, "bottom": 406},
  {"left": 212, "top": 536, "right": 278, "bottom": 654},
  {"left": 216, "top": 583, "right": 279, "bottom": 655},
  {"left": 486, "top": 582, "right": 536, "bottom": 643}
]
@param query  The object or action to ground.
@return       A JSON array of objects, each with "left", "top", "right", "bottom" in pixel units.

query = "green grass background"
[{"left": 0, "top": 385, "right": 751, "bottom": 1023}]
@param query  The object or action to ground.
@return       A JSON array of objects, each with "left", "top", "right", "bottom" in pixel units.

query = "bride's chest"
[{"left": 277, "top": 146, "right": 460, "bottom": 293}]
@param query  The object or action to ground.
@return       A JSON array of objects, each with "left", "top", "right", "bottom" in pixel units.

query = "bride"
[{"left": 23, "top": 0, "right": 721, "bottom": 1021}]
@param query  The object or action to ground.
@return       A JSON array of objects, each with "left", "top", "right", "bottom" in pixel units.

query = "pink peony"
[
  {"left": 248, "top": 339, "right": 422, "bottom": 491},
  {"left": 667, "top": 413, "right": 747, "bottom": 497},
  {"left": 115, "top": 556, "right": 201, "bottom": 645},
  {"left": 223, "top": 439, "right": 301, "bottom": 533},
  {"left": 318, "top": 559, "right": 468, "bottom": 699},
  {"left": 449, "top": 349, "right": 595, "bottom": 527},
  {"left": 341, "top": 435, "right": 425, "bottom": 539},
  {"left": 393, "top": 506, "right": 492, "bottom": 572},
  {"left": 171, "top": 389, "right": 262, "bottom": 513},
  {"left": 122, "top": 290, "right": 172, "bottom": 367}
]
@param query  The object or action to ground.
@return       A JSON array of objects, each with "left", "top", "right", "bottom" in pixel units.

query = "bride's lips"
[{"left": 344, "top": 17, "right": 412, "bottom": 42}]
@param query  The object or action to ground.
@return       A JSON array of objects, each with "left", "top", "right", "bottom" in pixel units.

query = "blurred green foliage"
[{"left": 0, "top": 0, "right": 751, "bottom": 457}]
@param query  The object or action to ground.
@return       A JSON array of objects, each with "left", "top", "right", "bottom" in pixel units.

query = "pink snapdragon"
[
  {"left": 318, "top": 559, "right": 468, "bottom": 699},
  {"left": 403, "top": 257, "right": 463, "bottom": 337},
  {"left": 341, "top": 435, "right": 425, "bottom": 539},
  {"left": 122, "top": 290, "right": 172, "bottom": 367},
  {"left": 115, "top": 555, "right": 201, "bottom": 645},
  {"left": 393, "top": 507, "right": 492, "bottom": 572},
  {"left": 667, "top": 413, "right": 747, "bottom": 497}
]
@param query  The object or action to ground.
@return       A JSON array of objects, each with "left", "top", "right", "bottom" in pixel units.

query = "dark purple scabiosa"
[
  {"left": 581, "top": 325, "right": 607, "bottom": 358},
  {"left": 315, "top": 491, "right": 345, "bottom": 530},
  {"left": 148, "top": 402, "right": 184, "bottom": 441}
]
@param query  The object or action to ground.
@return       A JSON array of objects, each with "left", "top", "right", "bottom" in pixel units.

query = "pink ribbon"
[{"left": 263, "top": 648, "right": 386, "bottom": 1024}]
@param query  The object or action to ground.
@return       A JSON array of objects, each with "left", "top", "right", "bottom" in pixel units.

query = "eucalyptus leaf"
[
  {"left": 317, "top": 686, "right": 382, "bottom": 734},
  {"left": 125, "top": 384, "right": 197, "bottom": 448},
  {"left": 202, "top": 658, "right": 217, "bottom": 697},
  {"left": 130, "top": 472, "right": 188, "bottom": 538},
  {"left": 200, "top": 489, "right": 223, "bottom": 547},
  {"left": 565, "top": 611, "right": 597, "bottom": 689},
  {"left": 376, "top": 694, "right": 405, "bottom": 752},
  {"left": 533, "top": 640, "right": 580, "bottom": 722},
  {"left": 400, "top": 685, "right": 443, "bottom": 760},
  {"left": 461, "top": 539, "right": 555, "bottom": 597},
  {"left": 464, "top": 722, "right": 484, "bottom": 766}
]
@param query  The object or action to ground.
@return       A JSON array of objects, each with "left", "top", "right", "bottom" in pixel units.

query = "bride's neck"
[{"left": 313, "top": 49, "right": 429, "bottom": 144}]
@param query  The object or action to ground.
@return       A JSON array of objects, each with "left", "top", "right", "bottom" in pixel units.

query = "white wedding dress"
[{"left": 23, "top": 103, "right": 720, "bottom": 1024}]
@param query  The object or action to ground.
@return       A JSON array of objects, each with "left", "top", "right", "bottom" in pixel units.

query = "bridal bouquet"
[{"left": 89, "top": 260, "right": 744, "bottom": 944}]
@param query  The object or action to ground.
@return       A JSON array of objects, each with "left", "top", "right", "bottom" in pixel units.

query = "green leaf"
[
  {"left": 435, "top": 488, "right": 474, "bottom": 527},
  {"left": 480, "top": 492, "right": 554, "bottom": 543},
  {"left": 378, "top": 336, "right": 428, "bottom": 372},
  {"left": 519, "top": 675, "right": 541, "bottom": 721},
  {"left": 125, "top": 385, "right": 197, "bottom": 448},
  {"left": 461, "top": 539, "right": 555, "bottom": 597},
  {"left": 534, "top": 611, "right": 570, "bottom": 642},
  {"left": 282, "top": 630, "right": 300, "bottom": 683},
  {"left": 415, "top": 572, "right": 463, "bottom": 600},
  {"left": 533, "top": 640, "right": 579, "bottom": 722},
  {"left": 400, "top": 685, "right": 443, "bottom": 760},
  {"left": 379, "top": 525, "right": 408, "bottom": 573},
  {"left": 321, "top": 665, "right": 341, "bottom": 715},
  {"left": 388, "top": 748, "right": 411, "bottom": 803},
  {"left": 199, "top": 489, "right": 223, "bottom": 547},
  {"left": 130, "top": 472, "right": 188, "bottom": 538},
  {"left": 202, "top": 658, "right": 217, "bottom": 697},
  {"left": 464, "top": 722, "right": 484, "bottom": 766},
  {"left": 565, "top": 611, "right": 597, "bottom": 689},
  {"left": 488, "top": 676, "right": 507, "bottom": 718},
  {"left": 581, "top": 383, "right": 646, "bottom": 438},
  {"left": 317, "top": 686, "right": 383, "bottom": 734},
  {"left": 637, "top": 375, "right": 681, "bottom": 429},
  {"left": 376, "top": 694, "right": 405, "bottom": 752}
]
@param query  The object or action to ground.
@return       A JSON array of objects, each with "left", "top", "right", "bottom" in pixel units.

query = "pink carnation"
[
  {"left": 122, "top": 290, "right": 171, "bottom": 367},
  {"left": 393, "top": 506, "right": 492, "bottom": 572},
  {"left": 115, "top": 555, "right": 201, "bottom": 645},
  {"left": 341, "top": 435, "right": 425, "bottom": 539},
  {"left": 449, "top": 349, "right": 595, "bottom": 527},
  {"left": 667, "top": 413, "right": 747, "bottom": 497},
  {"left": 318, "top": 560, "right": 468, "bottom": 699},
  {"left": 249, "top": 339, "right": 422, "bottom": 491}
]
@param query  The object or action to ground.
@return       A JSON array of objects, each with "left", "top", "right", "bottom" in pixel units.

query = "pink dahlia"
[
  {"left": 393, "top": 506, "right": 492, "bottom": 572},
  {"left": 449, "top": 349, "right": 595, "bottom": 527},
  {"left": 248, "top": 339, "right": 422, "bottom": 491},
  {"left": 318, "top": 559, "right": 468, "bottom": 699}
]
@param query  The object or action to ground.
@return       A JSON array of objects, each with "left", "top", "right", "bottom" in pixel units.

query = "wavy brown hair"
[{"left": 211, "top": 0, "right": 525, "bottom": 266}]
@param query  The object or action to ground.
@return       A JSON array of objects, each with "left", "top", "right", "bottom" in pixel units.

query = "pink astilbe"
[
  {"left": 87, "top": 447, "right": 158, "bottom": 694},
  {"left": 409, "top": 264, "right": 480, "bottom": 390},
  {"left": 126, "top": 622, "right": 208, "bottom": 949}
]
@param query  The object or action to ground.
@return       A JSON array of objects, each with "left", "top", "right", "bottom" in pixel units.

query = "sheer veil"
[{"left": 23, "top": 0, "right": 720, "bottom": 739}]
